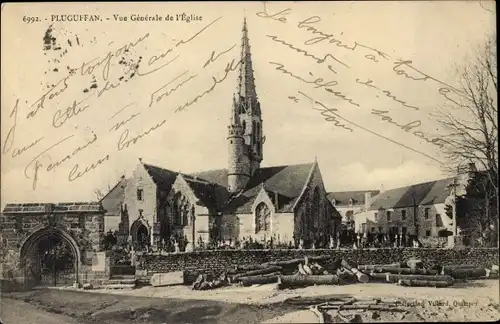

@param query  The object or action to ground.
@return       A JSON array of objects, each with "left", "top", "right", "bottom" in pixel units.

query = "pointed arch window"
[
  {"left": 173, "top": 193, "right": 190, "bottom": 226},
  {"left": 242, "top": 120, "right": 246, "bottom": 133},
  {"left": 255, "top": 202, "right": 271, "bottom": 233}
]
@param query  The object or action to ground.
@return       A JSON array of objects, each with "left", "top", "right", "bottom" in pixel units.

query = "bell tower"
[{"left": 227, "top": 17, "right": 264, "bottom": 194}]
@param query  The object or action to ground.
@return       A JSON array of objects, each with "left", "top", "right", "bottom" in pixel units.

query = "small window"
[
  {"left": 371, "top": 227, "right": 375, "bottom": 232},
  {"left": 401, "top": 210, "right": 406, "bottom": 220},
  {"left": 374, "top": 212, "right": 378, "bottom": 221},
  {"left": 137, "top": 188, "right": 144, "bottom": 201},
  {"left": 402, "top": 227, "right": 407, "bottom": 235},
  {"left": 378, "top": 226, "right": 382, "bottom": 232},
  {"left": 426, "top": 230, "right": 431, "bottom": 237},
  {"left": 424, "top": 208, "right": 430, "bottom": 219},
  {"left": 386, "top": 211, "right": 391, "bottom": 221},
  {"left": 435, "top": 214, "right": 441, "bottom": 227}
]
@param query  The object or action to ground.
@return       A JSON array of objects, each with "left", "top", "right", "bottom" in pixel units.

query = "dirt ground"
[{"left": 3, "top": 279, "right": 500, "bottom": 323}]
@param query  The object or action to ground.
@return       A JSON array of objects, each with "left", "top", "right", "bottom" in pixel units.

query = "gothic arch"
[
  {"left": 255, "top": 202, "right": 271, "bottom": 233},
  {"left": 19, "top": 226, "right": 81, "bottom": 286},
  {"left": 173, "top": 192, "right": 191, "bottom": 226},
  {"left": 130, "top": 218, "right": 150, "bottom": 241}
]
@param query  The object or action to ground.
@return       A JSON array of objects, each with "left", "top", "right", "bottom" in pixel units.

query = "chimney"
[
  {"left": 274, "top": 192, "right": 279, "bottom": 208},
  {"left": 364, "top": 192, "right": 372, "bottom": 211}
]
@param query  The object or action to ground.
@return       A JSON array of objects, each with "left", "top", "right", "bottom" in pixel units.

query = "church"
[{"left": 100, "top": 18, "right": 342, "bottom": 250}]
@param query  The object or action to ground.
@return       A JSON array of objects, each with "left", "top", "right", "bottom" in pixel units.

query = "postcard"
[{"left": 1, "top": 2, "right": 498, "bottom": 323}]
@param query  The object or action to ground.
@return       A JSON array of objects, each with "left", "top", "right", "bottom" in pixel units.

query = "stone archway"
[
  {"left": 130, "top": 219, "right": 150, "bottom": 251},
  {"left": 19, "top": 226, "right": 81, "bottom": 287}
]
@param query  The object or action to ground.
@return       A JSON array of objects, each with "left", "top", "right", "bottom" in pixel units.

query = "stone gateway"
[{"left": 0, "top": 202, "right": 108, "bottom": 289}]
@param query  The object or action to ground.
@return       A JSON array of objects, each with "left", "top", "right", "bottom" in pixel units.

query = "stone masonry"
[{"left": 0, "top": 202, "right": 109, "bottom": 288}]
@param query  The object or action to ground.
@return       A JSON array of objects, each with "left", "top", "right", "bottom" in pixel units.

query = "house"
[
  {"left": 354, "top": 177, "right": 464, "bottom": 238},
  {"left": 101, "top": 18, "right": 342, "bottom": 250},
  {"left": 326, "top": 190, "right": 380, "bottom": 226}
]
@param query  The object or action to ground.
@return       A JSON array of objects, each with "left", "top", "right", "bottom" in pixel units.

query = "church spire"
[
  {"left": 227, "top": 17, "right": 263, "bottom": 194},
  {"left": 237, "top": 17, "right": 259, "bottom": 115}
]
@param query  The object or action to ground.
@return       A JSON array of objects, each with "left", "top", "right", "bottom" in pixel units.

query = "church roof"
[
  {"left": 139, "top": 161, "right": 315, "bottom": 213},
  {"left": 182, "top": 175, "right": 226, "bottom": 210},
  {"left": 143, "top": 163, "right": 179, "bottom": 192},
  {"left": 100, "top": 177, "right": 128, "bottom": 216},
  {"left": 223, "top": 163, "right": 315, "bottom": 213}
]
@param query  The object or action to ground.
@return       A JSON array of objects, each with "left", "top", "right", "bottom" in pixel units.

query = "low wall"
[{"left": 136, "top": 248, "right": 499, "bottom": 281}]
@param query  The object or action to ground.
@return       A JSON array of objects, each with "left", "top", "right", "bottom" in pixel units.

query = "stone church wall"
[
  {"left": 294, "top": 163, "right": 339, "bottom": 243},
  {"left": 123, "top": 164, "right": 158, "bottom": 240},
  {"left": 221, "top": 212, "right": 295, "bottom": 244},
  {"left": 272, "top": 213, "right": 295, "bottom": 243},
  {"left": 136, "top": 247, "right": 499, "bottom": 282}
]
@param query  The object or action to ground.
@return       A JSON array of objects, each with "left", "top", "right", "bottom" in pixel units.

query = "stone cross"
[{"left": 174, "top": 241, "right": 180, "bottom": 253}]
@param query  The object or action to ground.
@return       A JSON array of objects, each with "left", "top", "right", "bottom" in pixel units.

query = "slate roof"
[
  {"left": 142, "top": 163, "right": 179, "bottom": 192},
  {"left": 327, "top": 190, "right": 380, "bottom": 206},
  {"left": 182, "top": 175, "right": 225, "bottom": 210},
  {"left": 223, "top": 163, "right": 315, "bottom": 213},
  {"left": 139, "top": 162, "right": 315, "bottom": 213},
  {"left": 368, "top": 178, "right": 454, "bottom": 210},
  {"left": 100, "top": 177, "right": 128, "bottom": 216}
]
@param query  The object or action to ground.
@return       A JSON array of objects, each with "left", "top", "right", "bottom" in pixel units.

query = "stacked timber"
[
  {"left": 359, "top": 266, "right": 439, "bottom": 275},
  {"left": 182, "top": 255, "right": 498, "bottom": 291},
  {"left": 239, "top": 272, "right": 281, "bottom": 287},
  {"left": 397, "top": 279, "right": 453, "bottom": 288},
  {"left": 341, "top": 260, "right": 369, "bottom": 283},
  {"left": 277, "top": 274, "right": 344, "bottom": 289},
  {"left": 441, "top": 264, "right": 499, "bottom": 279},
  {"left": 369, "top": 273, "right": 455, "bottom": 285},
  {"left": 230, "top": 266, "right": 282, "bottom": 282}
]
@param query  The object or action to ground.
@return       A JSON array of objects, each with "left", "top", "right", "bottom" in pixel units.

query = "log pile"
[{"left": 187, "top": 254, "right": 498, "bottom": 291}]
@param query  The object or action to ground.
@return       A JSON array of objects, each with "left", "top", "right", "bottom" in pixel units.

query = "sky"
[{"left": 0, "top": 1, "right": 496, "bottom": 206}]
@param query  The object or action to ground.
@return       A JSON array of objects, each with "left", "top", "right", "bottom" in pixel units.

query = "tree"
[
  {"left": 437, "top": 35, "right": 498, "bottom": 244},
  {"left": 93, "top": 182, "right": 113, "bottom": 201},
  {"left": 456, "top": 171, "right": 497, "bottom": 247}
]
